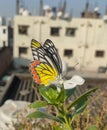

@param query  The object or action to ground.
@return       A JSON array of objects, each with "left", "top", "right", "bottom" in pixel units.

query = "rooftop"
[
  {"left": 0, "top": 71, "right": 107, "bottom": 129},
  {"left": 0, "top": 72, "right": 107, "bottom": 116}
]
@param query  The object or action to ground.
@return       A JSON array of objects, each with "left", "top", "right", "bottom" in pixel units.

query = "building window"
[
  {"left": 19, "top": 47, "right": 28, "bottom": 56},
  {"left": 88, "top": 23, "right": 92, "bottom": 27},
  {"left": 18, "top": 25, "right": 29, "bottom": 35},
  {"left": 3, "top": 29, "right": 6, "bottom": 34},
  {"left": 50, "top": 27, "right": 60, "bottom": 36},
  {"left": 95, "top": 50, "right": 104, "bottom": 57},
  {"left": 64, "top": 49, "right": 73, "bottom": 57},
  {"left": 66, "top": 28, "right": 76, "bottom": 36}
]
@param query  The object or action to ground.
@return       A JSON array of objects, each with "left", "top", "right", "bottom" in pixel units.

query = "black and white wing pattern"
[
  {"left": 31, "top": 39, "right": 62, "bottom": 75},
  {"left": 31, "top": 39, "right": 45, "bottom": 61},
  {"left": 43, "top": 39, "right": 62, "bottom": 74}
]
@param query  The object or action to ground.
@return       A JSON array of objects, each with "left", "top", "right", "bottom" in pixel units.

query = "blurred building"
[
  {"left": 81, "top": 2, "right": 100, "bottom": 19},
  {"left": 13, "top": 3, "right": 107, "bottom": 72},
  {"left": 0, "top": 47, "right": 12, "bottom": 77},
  {"left": 0, "top": 17, "right": 13, "bottom": 48}
]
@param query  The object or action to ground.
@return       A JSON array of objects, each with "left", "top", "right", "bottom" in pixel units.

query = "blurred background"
[
  {"left": 0, "top": 1, "right": 107, "bottom": 129},
  {"left": 0, "top": 0, "right": 107, "bottom": 72}
]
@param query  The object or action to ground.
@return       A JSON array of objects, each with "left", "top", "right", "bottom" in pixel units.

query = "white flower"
[
  {"left": 64, "top": 75, "right": 85, "bottom": 89},
  {"left": 54, "top": 75, "right": 85, "bottom": 92}
]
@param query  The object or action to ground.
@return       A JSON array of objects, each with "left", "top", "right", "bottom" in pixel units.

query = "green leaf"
[
  {"left": 72, "top": 96, "right": 88, "bottom": 120},
  {"left": 65, "top": 88, "right": 76, "bottom": 100},
  {"left": 28, "top": 111, "right": 62, "bottom": 122},
  {"left": 29, "top": 101, "right": 48, "bottom": 109},
  {"left": 39, "top": 86, "right": 61, "bottom": 105},
  {"left": 56, "top": 85, "right": 65, "bottom": 103},
  {"left": 69, "top": 87, "right": 98, "bottom": 120},
  {"left": 67, "top": 87, "right": 98, "bottom": 110},
  {"left": 87, "top": 125, "right": 98, "bottom": 130}
]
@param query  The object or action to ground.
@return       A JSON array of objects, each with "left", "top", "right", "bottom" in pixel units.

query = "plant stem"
[
  {"left": 62, "top": 104, "right": 72, "bottom": 130},
  {"left": 63, "top": 115, "right": 72, "bottom": 130}
]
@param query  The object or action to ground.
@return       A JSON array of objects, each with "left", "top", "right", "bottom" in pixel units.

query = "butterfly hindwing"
[
  {"left": 30, "top": 60, "right": 41, "bottom": 84},
  {"left": 30, "top": 60, "right": 58, "bottom": 85}
]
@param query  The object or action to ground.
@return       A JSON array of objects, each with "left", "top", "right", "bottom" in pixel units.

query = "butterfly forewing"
[
  {"left": 43, "top": 39, "right": 62, "bottom": 74},
  {"left": 31, "top": 39, "right": 45, "bottom": 61},
  {"left": 31, "top": 39, "right": 52, "bottom": 65}
]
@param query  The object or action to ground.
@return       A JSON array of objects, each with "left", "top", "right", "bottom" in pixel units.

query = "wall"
[
  {"left": 13, "top": 15, "right": 107, "bottom": 71},
  {"left": 0, "top": 26, "right": 8, "bottom": 48}
]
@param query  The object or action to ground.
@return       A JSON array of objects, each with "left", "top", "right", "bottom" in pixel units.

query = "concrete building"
[
  {"left": 13, "top": 4, "right": 107, "bottom": 72},
  {"left": 0, "top": 17, "right": 13, "bottom": 48}
]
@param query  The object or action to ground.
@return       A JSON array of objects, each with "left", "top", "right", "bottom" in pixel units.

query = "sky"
[{"left": 0, "top": 0, "right": 106, "bottom": 18}]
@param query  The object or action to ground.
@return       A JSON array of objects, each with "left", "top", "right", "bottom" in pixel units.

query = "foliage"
[
  {"left": 13, "top": 90, "right": 107, "bottom": 130},
  {"left": 28, "top": 84, "right": 98, "bottom": 130}
]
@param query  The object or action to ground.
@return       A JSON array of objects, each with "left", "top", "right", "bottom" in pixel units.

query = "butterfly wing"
[
  {"left": 43, "top": 39, "right": 62, "bottom": 74},
  {"left": 30, "top": 39, "right": 59, "bottom": 85},
  {"left": 31, "top": 39, "right": 62, "bottom": 74},
  {"left": 30, "top": 60, "right": 58, "bottom": 85},
  {"left": 30, "top": 60, "right": 41, "bottom": 84},
  {"left": 31, "top": 39, "right": 46, "bottom": 61}
]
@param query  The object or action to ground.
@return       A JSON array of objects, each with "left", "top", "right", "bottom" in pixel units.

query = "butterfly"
[
  {"left": 29, "top": 39, "right": 85, "bottom": 89},
  {"left": 29, "top": 39, "right": 63, "bottom": 86}
]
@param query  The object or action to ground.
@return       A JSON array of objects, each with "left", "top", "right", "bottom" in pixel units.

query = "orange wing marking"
[{"left": 30, "top": 60, "right": 41, "bottom": 84}]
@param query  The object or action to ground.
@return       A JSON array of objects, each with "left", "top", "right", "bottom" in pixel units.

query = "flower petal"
[{"left": 64, "top": 75, "right": 85, "bottom": 89}]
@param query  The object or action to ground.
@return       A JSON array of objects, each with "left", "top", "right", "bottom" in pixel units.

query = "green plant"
[{"left": 28, "top": 84, "right": 97, "bottom": 130}]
